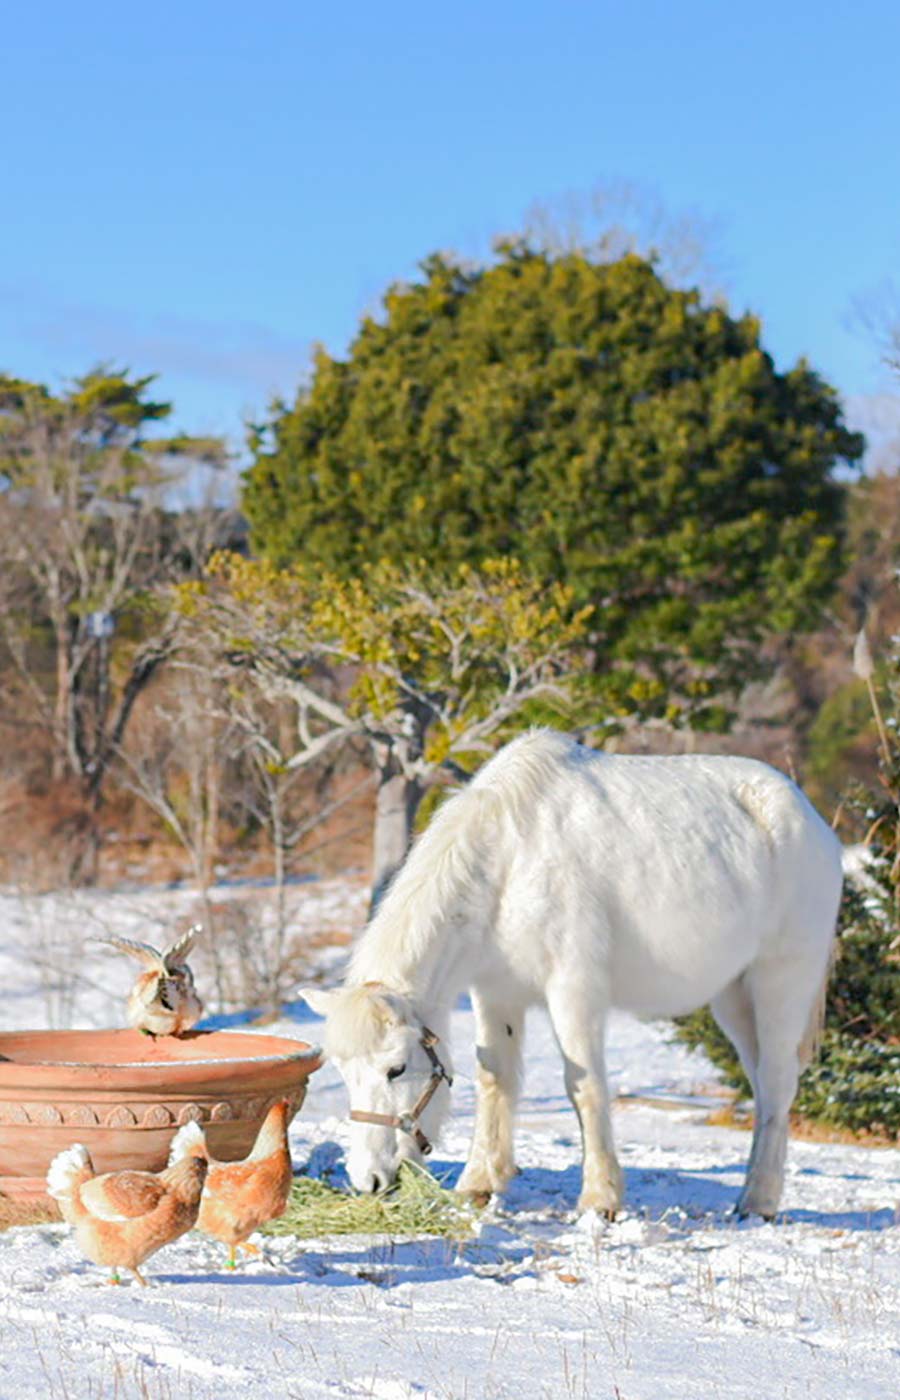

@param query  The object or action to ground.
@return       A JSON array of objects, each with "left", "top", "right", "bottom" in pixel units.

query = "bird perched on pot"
[
  {"left": 100, "top": 927, "right": 204, "bottom": 1037},
  {"left": 46, "top": 1143, "right": 208, "bottom": 1286},
  {"left": 168, "top": 1098, "right": 294, "bottom": 1268}
]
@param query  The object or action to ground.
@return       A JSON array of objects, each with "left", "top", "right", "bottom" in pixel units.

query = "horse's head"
[{"left": 299, "top": 982, "right": 453, "bottom": 1193}]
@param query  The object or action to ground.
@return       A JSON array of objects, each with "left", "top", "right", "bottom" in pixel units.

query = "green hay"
[{"left": 264, "top": 1162, "right": 474, "bottom": 1239}]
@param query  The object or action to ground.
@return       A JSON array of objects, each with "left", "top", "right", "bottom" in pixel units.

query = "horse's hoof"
[
  {"left": 576, "top": 1193, "right": 621, "bottom": 1218},
  {"left": 733, "top": 1202, "right": 777, "bottom": 1222},
  {"left": 457, "top": 1186, "right": 493, "bottom": 1208},
  {"left": 457, "top": 1164, "right": 515, "bottom": 1201}
]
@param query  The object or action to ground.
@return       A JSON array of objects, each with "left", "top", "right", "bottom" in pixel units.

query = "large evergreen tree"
[{"left": 244, "top": 245, "right": 863, "bottom": 728}]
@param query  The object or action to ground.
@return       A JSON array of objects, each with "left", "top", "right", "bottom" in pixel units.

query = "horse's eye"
[{"left": 386, "top": 1063, "right": 406, "bottom": 1081}]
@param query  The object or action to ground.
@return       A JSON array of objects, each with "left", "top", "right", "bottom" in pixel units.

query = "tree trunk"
[
  {"left": 87, "top": 628, "right": 175, "bottom": 801},
  {"left": 270, "top": 793, "right": 288, "bottom": 1011},
  {"left": 369, "top": 759, "right": 423, "bottom": 914},
  {"left": 52, "top": 620, "right": 74, "bottom": 781}
]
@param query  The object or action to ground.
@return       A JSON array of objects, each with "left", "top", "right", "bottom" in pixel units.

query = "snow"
[{"left": 2, "top": 880, "right": 900, "bottom": 1398}]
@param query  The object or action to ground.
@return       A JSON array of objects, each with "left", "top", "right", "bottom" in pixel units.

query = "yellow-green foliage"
[
  {"left": 176, "top": 551, "right": 592, "bottom": 766},
  {"left": 311, "top": 557, "right": 591, "bottom": 727}
]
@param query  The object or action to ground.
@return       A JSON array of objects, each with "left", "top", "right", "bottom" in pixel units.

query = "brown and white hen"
[
  {"left": 47, "top": 1143, "right": 208, "bottom": 1285},
  {"left": 168, "top": 1098, "right": 294, "bottom": 1267}
]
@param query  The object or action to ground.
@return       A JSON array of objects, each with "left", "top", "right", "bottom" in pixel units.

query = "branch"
[{"left": 284, "top": 723, "right": 360, "bottom": 771}]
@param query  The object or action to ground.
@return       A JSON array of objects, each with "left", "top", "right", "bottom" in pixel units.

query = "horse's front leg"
[
  {"left": 457, "top": 993, "right": 524, "bottom": 1201},
  {"left": 546, "top": 980, "right": 623, "bottom": 1217}
]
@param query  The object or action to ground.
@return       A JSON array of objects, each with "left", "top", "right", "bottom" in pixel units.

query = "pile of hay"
[{"left": 265, "top": 1163, "right": 474, "bottom": 1239}]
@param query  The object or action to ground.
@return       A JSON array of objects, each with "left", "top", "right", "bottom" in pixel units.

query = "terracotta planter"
[{"left": 0, "top": 1028, "right": 321, "bottom": 1201}]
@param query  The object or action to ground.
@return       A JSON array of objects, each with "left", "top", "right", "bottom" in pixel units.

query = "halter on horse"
[{"left": 347, "top": 1028, "right": 452, "bottom": 1156}]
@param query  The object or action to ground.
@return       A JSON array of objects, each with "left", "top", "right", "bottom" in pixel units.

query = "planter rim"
[
  {"left": 0, "top": 1028, "right": 323, "bottom": 1081},
  {"left": 0, "top": 1048, "right": 321, "bottom": 1070}
]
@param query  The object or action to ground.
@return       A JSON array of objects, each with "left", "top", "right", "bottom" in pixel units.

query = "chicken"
[
  {"left": 46, "top": 1143, "right": 208, "bottom": 1285},
  {"left": 100, "top": 926, "right": 204, "bottom": 1037},
  {"left": 168, "top": 1098, "right": 293, "bottom": 1268}
]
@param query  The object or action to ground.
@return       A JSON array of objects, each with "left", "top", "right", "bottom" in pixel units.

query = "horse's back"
[{"left": 476, "top": 733, "right": 841, "bottom": 1017}]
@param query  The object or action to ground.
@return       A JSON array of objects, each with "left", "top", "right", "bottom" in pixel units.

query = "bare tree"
[
  {"left": 226, "top": 686, "right": 375, "bottom": 1007},
  {"left": 179, "top": 554, "right": 592, "bottom": 910},
  {"left": 850, "top": 277, "right": 900, "bottom": 369},
  {"left": 0, "top": 368, "right": 235, "bottom": 817},
  {"left": 844, "top": 277, "right": 900, "bottom": 475},
  {"left": 521, "top": 178, "right": 728, "bottom": 298},
  {"left": 114, "top": 646, "right": 365, "bottom": 1012},
  {"left": 114, "top": 655, "right": 239, "bottom": 1008}
]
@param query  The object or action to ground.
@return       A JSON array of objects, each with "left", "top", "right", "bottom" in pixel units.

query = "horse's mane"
[{"left": 349, "top": 729, "right": 581, "bottom": 990}]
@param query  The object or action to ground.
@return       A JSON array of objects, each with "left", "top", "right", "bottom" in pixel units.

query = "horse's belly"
[
  {"left": 488, "top": 909, "right": 758, "bottom": 1018},
  {"left": 609, "top": 961, "right": 742, "bottom": 1019},
  {"left": 606, "top": 917, "right": 759, "bottom": 1018}
]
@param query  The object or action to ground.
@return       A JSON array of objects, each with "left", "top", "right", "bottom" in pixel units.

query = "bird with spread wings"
[{"left": 100, "top": 927, "right": 204, "bottom": 1037}]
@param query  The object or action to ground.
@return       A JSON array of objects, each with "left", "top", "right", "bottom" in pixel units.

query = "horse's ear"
[{"left": 297, "top": 986, "right": 339, "bottom": 1017}]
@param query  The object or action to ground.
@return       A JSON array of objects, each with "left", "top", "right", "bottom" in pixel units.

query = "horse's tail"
[{"left": 798, "top": 937, "right": 837, "bottom": 1070}]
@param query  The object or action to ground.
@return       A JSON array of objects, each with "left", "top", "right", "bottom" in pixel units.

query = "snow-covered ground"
[{"left": 1, "top": 880, "right": 899, "bottom": 1399}]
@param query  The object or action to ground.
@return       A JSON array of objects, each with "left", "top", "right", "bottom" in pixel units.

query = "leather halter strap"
[{"left": 349, "top": 1028, "right": 452, "bottom": 1156}]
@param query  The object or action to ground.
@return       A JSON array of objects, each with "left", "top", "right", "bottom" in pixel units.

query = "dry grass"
[
  {"left": 706, "top": 1102, "right": 900, "bottom": 1148},
  {"left": 264, "top": 1163, "right": 474, "bottom": 1239},
  {"left": 0, "top": 1197, "right": 60, "bottom": 1232}
]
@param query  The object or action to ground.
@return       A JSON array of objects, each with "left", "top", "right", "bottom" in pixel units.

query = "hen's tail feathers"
[
  {"left": 168, "top": 1119, "right": 209, "bottom": 1167},
  {"left": 159, "top": 1154, "right": 208, "bottom": 1204},
  {"left": 46, "top": 1143, "right": 93, "bottom": 1200},
  {"left": 164, "top": 925, "right": 201, "bottom": 971},
  {"left": 98, "top": 935, "right": 166, "bottom": 971},
  {"left": 249, "top": 1098, "right": 291, "bottom": 1161},
  {"left": 244, "top": 1097, "right": 291, "bottom": 1164}
]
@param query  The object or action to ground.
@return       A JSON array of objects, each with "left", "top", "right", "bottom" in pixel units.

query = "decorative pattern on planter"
[
  {"left": 141, "top": 1105, "right": 173, "bottom": 1128},
  {"left": 105, "top": 1106, "right": 137, "bottom": 1128},
  {"left": 67, "top": 1106, "right": 100, "bottom": 1127},
  {"left": 27, "top": 1104, "right": 63, "bottom": 1125},
  {"left": 0, "top": 1091, "right": 304, "bottom": 1128}
]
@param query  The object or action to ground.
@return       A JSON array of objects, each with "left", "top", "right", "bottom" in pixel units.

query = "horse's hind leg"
[
  {"left": 546, "top": 980, "right": 622, "bottom": 1217},
  {"left": 710, "top": 976, "right": 759, "bottom": 1099},
  {"left": 735, "top": 954, "right": 823, "bottom": 1219},
  {"left": 457, "top": 992, "right": 524, "bottom": 1200}
]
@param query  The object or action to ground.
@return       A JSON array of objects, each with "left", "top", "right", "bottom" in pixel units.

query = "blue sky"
[{"left": 2, "top": 1, "right": 898, "bottom": 455}]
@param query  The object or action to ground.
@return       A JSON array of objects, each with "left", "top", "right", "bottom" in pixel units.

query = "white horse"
[{"left": 302, "top": 730, "right": 842, "bottom": 1218}]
